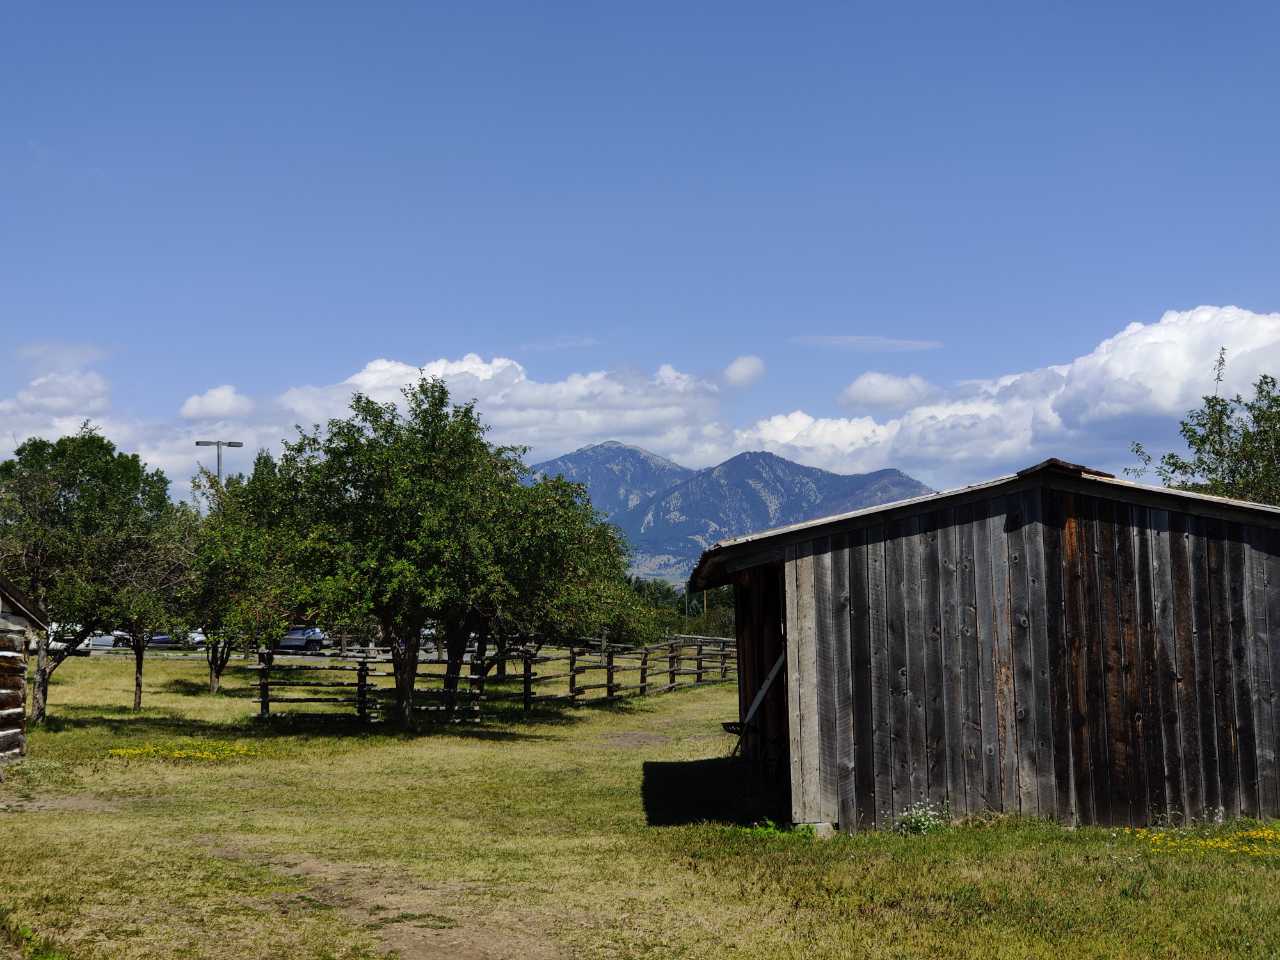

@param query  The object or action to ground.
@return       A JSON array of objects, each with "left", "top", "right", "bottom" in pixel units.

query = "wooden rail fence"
[{"left": 253, "top": 636, "right": 735, "bottom": 721}]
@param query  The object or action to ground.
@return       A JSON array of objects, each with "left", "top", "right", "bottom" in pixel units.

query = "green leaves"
[{"left": 1132, "top": 352, "right": 1280, "bottom": 506}]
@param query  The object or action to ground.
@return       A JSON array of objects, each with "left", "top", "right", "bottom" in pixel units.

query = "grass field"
[{"left": 2, "top": 656, "right": 1279, "bottom": 959}]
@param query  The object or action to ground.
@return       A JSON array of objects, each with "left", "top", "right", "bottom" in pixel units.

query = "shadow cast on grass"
[
  {"left": 642, "top": 756, "right": 787, "bottom": 827},
  {"left": 36, "top": 691, "right": 614, "bottom": 746}
]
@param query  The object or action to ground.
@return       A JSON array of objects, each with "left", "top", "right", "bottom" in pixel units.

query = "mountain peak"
[
  {"left": 529, "top": 442, "right": 694, "bottom": 521},
  {"left": 532, "top": 441, "right": 931, "bottom": 583}
]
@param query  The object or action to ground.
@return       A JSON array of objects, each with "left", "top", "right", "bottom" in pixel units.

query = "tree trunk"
[
  {"left": 32, "top": 631, "right": 49, "bottom": 724},
  {"left": 387, "top": 622, "right": 420, "bottom": 728},
  {"left": 207, "top": 639, "right": 232, "bottom": 694},
  {"left": 495, "top": 635, "right": 507, "bottom": 679},
  {"left": 443, "top": 616, "right": 475, "bottom": 713},
  {"left": 133, "top": 642, "right": 145, "bottom": 711}
]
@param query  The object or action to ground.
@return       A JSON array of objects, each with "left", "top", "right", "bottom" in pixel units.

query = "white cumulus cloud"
[
  {"left": 723, "top": 355, "right": 765, "bottom": 387},
  {"left": 180, "top": 385, "right": 254, "bottom": 420},
  {"left": 5, "top": 304, "right": 1279, "bottom": 497},
  {"left": 840, "top": 372, "right": 937, "bottom": 412}
]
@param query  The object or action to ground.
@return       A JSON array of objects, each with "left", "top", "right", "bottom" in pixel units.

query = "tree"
[
  {"left": 281, "top": 377, "right": 524, "bottom": 726},
  {"left": 190, "top": 453, "right": 298, "bottom": 693},
  {"left": 111, "top": 501, "right": 199, "bottom": 710},
  {"left": 0, "top": 425, "right": 171, "bottom": 722},
  {"left": 1131, "top": 350, "right": 1280, "bottom": 506},
  {"left": 487, "top": 476, "right": 656, "bottom": 660}
]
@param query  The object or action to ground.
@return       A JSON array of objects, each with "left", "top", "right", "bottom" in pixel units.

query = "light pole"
[{"left": 195, "top": 440, "right": 244, "bottom": 483}]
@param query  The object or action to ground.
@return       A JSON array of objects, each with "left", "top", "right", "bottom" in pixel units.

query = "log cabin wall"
[
  {"left": 764, "top": 481, "right": 1280, "bottom": 831},
  {"left": 0, "top": 612, "right": 29, "bottom": 762}
]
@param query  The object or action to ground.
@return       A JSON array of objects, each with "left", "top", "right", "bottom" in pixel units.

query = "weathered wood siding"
[
  {"left": 0, "top": 614, "right": 28, "bottom": 762},
  {"left": 769, "top": 484, "right": 1280, "bottom": 830}
]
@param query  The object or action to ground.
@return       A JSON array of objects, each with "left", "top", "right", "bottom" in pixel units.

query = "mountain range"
[{"left": 530, "top": 441, "right": 932, "bottom": 582}]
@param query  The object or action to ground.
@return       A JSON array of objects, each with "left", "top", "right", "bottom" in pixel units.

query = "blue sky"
[{"left": 4, "top": 2, "right": 1279, "bottom": 491}]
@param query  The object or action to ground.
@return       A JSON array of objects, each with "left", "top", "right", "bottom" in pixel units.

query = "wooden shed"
[
  {"left": 0, "top": 576, "right": 45, "bottom": 762},
  {"left": 690, "top": 459, "right": 1280, "bottom": 831}
]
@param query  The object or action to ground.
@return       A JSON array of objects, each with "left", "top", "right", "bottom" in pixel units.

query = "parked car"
[
  {"left": 276, "top": 627, "right": 329, "bottom": 653},
  {"left": 83, "top": 633, "right": 123, "bottom": 654}
]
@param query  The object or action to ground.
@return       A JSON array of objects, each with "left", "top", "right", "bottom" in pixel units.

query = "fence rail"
[{"left": 253, "top": 635, "right": 736, "bottom": 722}]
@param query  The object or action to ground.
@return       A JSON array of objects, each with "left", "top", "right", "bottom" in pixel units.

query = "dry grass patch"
[{"left": 2, "top": 656, "right": 1279, "bottom": 959}]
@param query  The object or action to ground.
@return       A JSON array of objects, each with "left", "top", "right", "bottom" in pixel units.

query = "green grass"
[{"left": 2, "top": 656, "right": 1279, "bottom": 959}]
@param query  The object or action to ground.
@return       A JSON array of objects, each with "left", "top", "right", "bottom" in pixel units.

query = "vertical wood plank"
[
  {"left": 921, "top": 511, "right": 947, "bottom": 810},
  {"left": 1246, "top": 525, "right": 1277, "bottom": 818},
  {"left": 973, "top": 498, "right": 1001, "bottom": 811},
  {"left": 1097, "top": 498, "right": 1131, "bottom": 825},
  {"left": 1024, "top": 489, "right": 1056, "bottom": 819},
  {"left": 989, "top": 498, "right": 1018, "bottom": 814},
  {"left": 1170, "top": 511, "right": 1203, "bottom": 819},
  {"left": 1227, "top": 529, "right": 1259, "bottom": 817},
  {"left": 1268, "top": 531, "right": 1280, "bottom": 819},
  {"left": 939, "top": 507, "right": 966, "bottom": 816},
  {"left": 1042, "top": 489, "right": 1076, "bottom": 823},
  {"left": 812, "top": 538, "right": 840, "bottom": 825},
  {"left": 1207, "top": 522, "right": 1241, "bottom": 818},
  {"left": 906, "top": 517, "right": 929, "bottom": 805},
  {"left": 957, "top": 503, "right": 982, "bottom": 816},
  {"left": 1133, "top": 508, "right": 1169, "bottom": 822},
  {"left": 785, "top": 544, "right": 806, "bottom": 824},
  {"left": 1197, "top": 520, "right": 1230, "bottom": 816},
  {"left": 886, "top": 518, "right": 913, "bottom": 817},
  {"left": 797, "top": 542, "right": 824, "bottom": 823},
  {"left": 1150, "top": 510, "right": 1185, "bottom": 822},
  {"left": 1116, "top": 503, "right": 1147, "bottom": 825},
  {"left": 1182, "top": 519, "right": 1213, "bottom": 819},
  {"left": 1081, "top": 496, "right": 1112, "bottom": 825},
  {"left": 1063, "top": 493, "right": 1096, "bottom": 824},
  {"left": 850, "top": 528, "right": 876, "bottom": 831},
  {"left": 1007, "top": 494, "right": 1038, "bottom": 816},
  {"left": 868, "top": 525, "right": 893, "bottom": 828},
  {"left": 829, "top": 536, "right": 858, "bottom": 830}
]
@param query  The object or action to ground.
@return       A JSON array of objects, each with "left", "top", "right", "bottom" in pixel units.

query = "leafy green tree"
[
  {"left": 281, "top": 376, "right": 524, "bottom": 725},
  {"left": 0, "top": 425, "right": 171, "bottom": 721},
  {"left": 112, "top": 501, "right": 199, "bottom": 710},
  {"left": 486, "top": 477, "right": 656, "bottom": 660},
  {"left": 190, "top": 452, "right": 298, "bottom": 693},
  {"left": 1132, "top": 350, "right": 1280, "bottom": 505}
]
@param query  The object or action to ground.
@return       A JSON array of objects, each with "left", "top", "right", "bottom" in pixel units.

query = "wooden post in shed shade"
[
  {"left": 258, "top": 649, "right": 270, "bottom": 719},
  {"left": 522, "top": 651, "right": 533, "bottom": 713},
  {"left": 639, "top": 648, "right": 650, "bottom": 695},
  {"left": 695, "top": 641, "right": 705, "bottom": 683},
  {"left": 568, "top": 646, "right": 578, "bottom": 701},
  {"left": 605, "top": 645, "right": 616, "bottom": 699},
  {"left": 719, "top": 640, "right": 729, "bottom": 679}
]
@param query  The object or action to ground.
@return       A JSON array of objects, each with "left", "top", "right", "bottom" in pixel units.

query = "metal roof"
[{"left": 688, "top": 458, "right": 1280, "bottom": 590}]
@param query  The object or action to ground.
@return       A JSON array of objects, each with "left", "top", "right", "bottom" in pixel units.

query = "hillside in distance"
[{"left": 532, "top": 443, "right": 931, "bottom": 582}]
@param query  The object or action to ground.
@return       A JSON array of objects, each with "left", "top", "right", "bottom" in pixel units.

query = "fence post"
[
  {"left": 639, "top": 648, "right": 649, "bottom": 696},
  {"left": 719, "top": 640, "right": 728, "bottom": 679},
  {"left": 523, "top": 650, "right": 533, "bottom": 713},
  {"left": 569, "top": 646, "right": 578, "bottom": 702},
  {"left": 258, "top": 649, "right": 270, "bottom": 719},
  {"left": 606, "top": 644, "right": 616, "bottom": 700},
  {"left": 668, "top": 641, "right": 677, "bottom": 689},
  {"left": 356, "top": 657, "right": 369, "bottom": 723},
  {"left": 695, "top": 641, "right": 705, "bottom": 684}
]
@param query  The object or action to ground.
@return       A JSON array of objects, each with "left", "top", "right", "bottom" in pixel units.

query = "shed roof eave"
[{"left": 688, "top": 459, "right": 1280, "bottom": 591}]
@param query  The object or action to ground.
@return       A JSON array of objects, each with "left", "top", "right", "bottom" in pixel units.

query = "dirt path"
[{"left": 207, "top": 841, "right": 563, "bottom": 960}]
